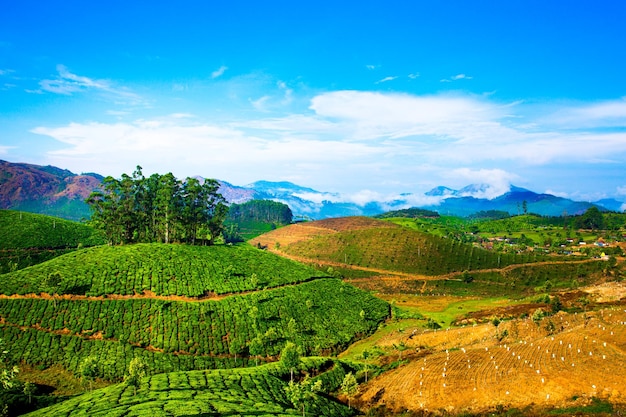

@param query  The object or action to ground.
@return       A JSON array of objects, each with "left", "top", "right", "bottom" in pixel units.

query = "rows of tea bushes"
[
  {"left": 0, "top": 210, "right": 106, "bottom": 273},
  {"left": 0, "top": 325, "right": 239, "bottom": 380},
  {"left": 0, "top": 248, "right": 77, "bottom": 274},
  {"left": 25, "top": 358, "right": 359, "bottom": 417},
  {"left": 0, "top": 210, "right": 105, "bottom": 250},
  {"left": 282, "top": 227, "right": 550, "bottom": 277},
  {"left": 0, "top": 279, "right": 389, "bottom": 379},
  {"left": 0, "top": 243, "right": 327, "bottom": 296}
]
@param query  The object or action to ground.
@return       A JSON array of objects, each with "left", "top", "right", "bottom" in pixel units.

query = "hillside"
[
  {"left": 355, "top": 303, "right": 626, "bottom": 415},
  {"left": 0, "top": 243, "right": 328, "bottom": 296},
  {"left": 25, "top": 358, "right": 360, "bottom": 417},
  {"left": 251, "top": 216, "right": 551, "bottom": 278},
  {"left": 0, "top": 160, "right": 101, "bottom": 220},
  {"left": 0, "top": 210, "right": 104, "bottom": 250},
  {"left": 0, "top": 243, "right": 389, "bottom": 383},
  {"left": 0, "top": 210, "right": 106, "bottom": 273}
]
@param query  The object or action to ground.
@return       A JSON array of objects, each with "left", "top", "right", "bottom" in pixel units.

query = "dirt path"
[{"left": 0, "top": 275, "right": 328, "bottom": 303}]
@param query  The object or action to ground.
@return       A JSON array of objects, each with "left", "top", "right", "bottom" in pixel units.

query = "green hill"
[
  {"left": 281, "top": 226, "right": 548, "bottom": 277},
  {"left": 0, "top": 243, "right": 389, "bottom": 381},
  {"left": 0, "top": 210, "right": 106, "bottom": 273},
  {"left": 0, "top": 210, "right": 104, "bottom": 250},
  {"left": 25, "top": 358, "right": 359, "bottom": 417},
  {"left": 0, "top": 243, "right": 332, "bottom": 296}
]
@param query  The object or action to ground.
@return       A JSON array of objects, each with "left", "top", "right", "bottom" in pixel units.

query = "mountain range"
[{"left": 0, "top": 160, "right": 623, "bottom": 221}]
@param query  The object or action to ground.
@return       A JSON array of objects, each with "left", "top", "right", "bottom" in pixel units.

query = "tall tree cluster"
[
  {"left": 86, "top": 167, "right": 228, "bottom": 245},
  {"left": 227, "top": 200, "right": 293, "bottom": 225}
]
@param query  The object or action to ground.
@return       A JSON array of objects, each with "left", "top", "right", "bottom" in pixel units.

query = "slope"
[
  {"left": 25, "top": 358, "right": 359, "bottom": 417},
  {"left": 0, "top": 210, "right": 104, "bottom": 250},
  {"left": 251, "top": 216, "right": 549, "bottom": 278},
  {"left": 0, "top": 243, "right": 390, "bottom": 381},
  {"left": 0, "top": 160, "right": 100, "bottom": 220},
  {"left": 0, "top": 210, "right": 105, "bottom": 273},
  {"left": 357, "top": 307, "right": 626, "bottom": 414}
]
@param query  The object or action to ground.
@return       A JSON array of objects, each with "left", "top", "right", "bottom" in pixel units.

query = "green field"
[
  {"left": 0, "top": 243, "right": 331, "bottom": 296},
  {"left": 24, "top": 358, "right": 360, "bottom": 417},
  {"left": 1, "top": 209, "right": 624, "bottom": 417}
]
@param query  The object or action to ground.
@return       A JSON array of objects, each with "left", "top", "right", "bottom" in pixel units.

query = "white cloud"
[
  {"left": 250, "top": 95, "right": 271, "bottom": 111},
  {"left": 0, "top": 145, "right": 14, "bottom": 155},
  {"left": 309, "top": 90, "right": 502, "bottom": 141},
  {"left": 544, "top": 189, "right": 570, "bottom": 199},
  {"left": 211, "top": 65, "right": 228, "bottom": 79},
  {"left": 37, "top": 65, "right": 146, "bottom": 106},
  {"left": 441, "top": 73, "right": 473, "bottom": 82},
  {"left": 28, "top": 89, "right": 626, "bottom": 200},
  {"left": 106, "top": 110, "right": 130, "bottom": 116},
  {"left": 447, "top": 168, "right": 516, "bottom": 199},
  {"left": 366, "top": 64, "right": 379, "bottom": 70},
  {"left": 30, "top": 118, "right": 380, "bottom": 186},
  {"left": 170, "top": 113, "right": 195, "bottom": 119},
  {"left": 616, "top": 185, "right": 626, "bottom": 196},
  {"left": 408, "top": 73, "right": 420, "bottom": 79},
  {"left": 542, "top": 98, "right": 626, "bottom": 128},
  {"left": 376, "top": 76, "right": 398, "bottom": 84}
]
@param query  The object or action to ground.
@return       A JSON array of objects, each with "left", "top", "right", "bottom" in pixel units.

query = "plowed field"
[{"left": 357, "top": 307, "right": 626, "bottom": 414}]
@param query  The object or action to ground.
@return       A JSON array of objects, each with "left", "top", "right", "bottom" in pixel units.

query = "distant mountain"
[
  {"left": 0, "top": 160, "right": 100, "bottom": 220},
  {"left": 425, "top": 186, "right": 455, "bottom": 197},
  {"left": 594, "top": 198, "right": 626, "bottom": 212},
  {"left": 422, "top": 185, "right": 604, "bottom": 217},
  {"left": 216, "top": 180, "right": 257, "bottom": 204},
  {"left": 1, "top": 160, "right": 623, "bottom": 221}
]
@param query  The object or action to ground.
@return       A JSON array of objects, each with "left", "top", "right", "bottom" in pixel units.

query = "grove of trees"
[
  {"left": 86, "top": 167, "right": 228, "bottom": 245},
  {"left": 227, "top": 200, "right": 293, "bottom": 225}
]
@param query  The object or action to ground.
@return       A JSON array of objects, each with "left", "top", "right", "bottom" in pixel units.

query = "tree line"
[
  {"left": 86, "top": 167, "right": 227, "bottom": 245},
  {"left": 227, "top": 200, "right": 293, "bottom": 225}
]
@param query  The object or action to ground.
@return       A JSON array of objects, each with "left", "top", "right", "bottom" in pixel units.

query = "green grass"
[
  {"left": 548, "top": 397, "right": 614, "bottom": 415},
  {"left": 224, "top": 219, "right": 278, "bottom": 240},
  {"left": 0, "top": 243, "right": 330, "bottom": 297},
  {"left": 24, "top": 358, "right": 360, "bottom": 417},
  {"left": 0, "top": 210, "right": 105, "bottom": 250}
]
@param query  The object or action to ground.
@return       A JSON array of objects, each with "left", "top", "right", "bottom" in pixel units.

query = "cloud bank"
[{"left": 28, "top": 89, "right": 626, "bottom": 200}]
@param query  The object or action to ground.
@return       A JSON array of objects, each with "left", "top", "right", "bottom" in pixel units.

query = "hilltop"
[{"left": 250, "top": 216, "right": 553, "bottom": 278}]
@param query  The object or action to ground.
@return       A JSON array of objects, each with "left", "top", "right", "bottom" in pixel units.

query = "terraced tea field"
[
  {"left": 0, "top": 243, "right": 390, "bottom": 381},
  {"left": 24, "top": 358, "right": 360, "bottom": 417}
]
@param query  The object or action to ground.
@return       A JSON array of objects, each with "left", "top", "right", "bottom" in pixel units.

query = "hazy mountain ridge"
[
  {"left": 0, "top": 160, "right": 622, "bottom": 220},
  {"left": 0, "top": 160, "right": 101, "bottom": 220}
]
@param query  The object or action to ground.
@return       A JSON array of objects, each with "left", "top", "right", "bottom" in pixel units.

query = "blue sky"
[{"left": 1, "top": 0, "right": 626, "bottom": 205}]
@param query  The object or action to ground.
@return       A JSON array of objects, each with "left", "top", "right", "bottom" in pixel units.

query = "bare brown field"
[
  {"left": 357, "top": 307, "right": 626, "bottom": 414},
  {"left": 248, "top": 216, "right": 396, "bottom": 250}
]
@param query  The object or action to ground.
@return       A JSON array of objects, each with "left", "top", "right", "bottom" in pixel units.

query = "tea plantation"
[
  {"left": 24, "top": 358, "right": 360, "bottom": 417},
  {"left": 0, "top": 242, "right": 337, "bottom": 296},
  {"left": 0, "top": 210, "right": 105, "bottom": 273}
]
